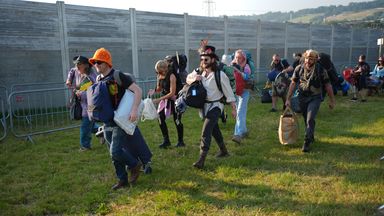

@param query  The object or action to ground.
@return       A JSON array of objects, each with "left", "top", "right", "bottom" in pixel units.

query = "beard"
[
  {"left": 202, "top": 61, "right": 214, "bottom": 70},
  {"left": 305, "top": 61, "right": 315, "bottom": 70}
]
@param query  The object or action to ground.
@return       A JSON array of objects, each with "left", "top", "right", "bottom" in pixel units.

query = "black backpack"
[
  {"left": 168, "top": 54, "right": 187, "bottom": 91},
  {"left": 318, "top": 53, "right": 339, "bottom": 86},
  {"left": 183, "top": 81, "right": 207, "bottom": 108},
  {"left": 177, "top": 68, "right": 224, "bottom": 109}
]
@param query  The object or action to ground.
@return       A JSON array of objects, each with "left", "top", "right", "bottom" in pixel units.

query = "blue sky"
[{"left": 26, "top": 0, "right": 371, "bottom": 16}]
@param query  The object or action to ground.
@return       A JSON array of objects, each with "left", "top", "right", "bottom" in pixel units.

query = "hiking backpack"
[
  {"left": 318, "top": 53, "right": 339, "bottom": 86},
  {"left": 168, "top": 54, "right": 187, "bottom": 91}
]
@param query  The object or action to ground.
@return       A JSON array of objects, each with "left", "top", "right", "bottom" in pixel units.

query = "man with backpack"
[
  {"left": 270, "top": 54, "right": 293, "bottom": 112},
  {"left": 186, "top": 45, "right": 237, "bottom": 169},
  {"left": 285, "top": 49, "right": 335, "bottom": 153},
  {"left": 88, "top": 48, "right": 152, "bottom": 190}
]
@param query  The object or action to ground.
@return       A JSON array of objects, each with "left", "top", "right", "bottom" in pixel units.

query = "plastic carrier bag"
[
  {"left": 278, "top": 107, "right": 299, "bottom": 145},
  {"left": 141, "top": 97, "right": 159, "bottom": 121},
  {"left": 113, "top": 90, "right": 144, "bottom": 135}
]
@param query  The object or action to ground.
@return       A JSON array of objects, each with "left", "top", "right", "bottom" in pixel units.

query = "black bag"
[
  {"left": 183, "top": 81, "right": 207, "bottom": 108},
  {"left": 319, "top": 53, "right": 339, "bottom": 86},
  {"left": 261, "top": 89, "right": 272, "bottom": 103},
  {"left": 70, "top": 95, "right": 82, "bottom": 120}
]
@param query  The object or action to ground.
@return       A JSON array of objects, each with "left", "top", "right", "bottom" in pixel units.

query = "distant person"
[
  {"left": 351, "top": 54, "right": 370, "bottom": 102},
  {"left": 270, "top": 54, "right": 293, "bottom": 112},
  {"left": 186, "top": 45, "right": 237, "bottom": 169},
  {"left": 368, "top": 56, "right": 384, "bottom": 93},
  {"left": 66, "top": 55, "right": 100, "bottom": 151},
  {"left": 285, "top": 49, "right": 335, "bottom": 153},
  {"left": 148, "top": 59, "right": 185, "bottom": 148},
  {"left": 89, "top": 48, "right": 152, "bottom": 190},
  {"left": 230, "top": 49, "right": 251, "bottom": 144},
  {"left": 292, "top": 52, "right": 302, "bottom": 71}
]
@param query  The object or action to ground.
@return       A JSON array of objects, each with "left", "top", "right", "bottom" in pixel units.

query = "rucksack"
[
  {"left": 87, "top": 70, "right": 126, "bottom": 123},
  {"left": 318, "top": 53, "right": 339, "bottom": 86},
  {"left": 168, "top": 54, "right": 187, "bottom": 90},
  {"left": 87, "top": 79, "right": 114, "bottom": 123},
  {"left": 244, "top": 50, "right": 256, "bottom": 79},
  {"left": 183, "top": 81, "right": 207, "bottom": 108},
  {"left": 176, "top": 68, "right": 223, "bottom": 111}
]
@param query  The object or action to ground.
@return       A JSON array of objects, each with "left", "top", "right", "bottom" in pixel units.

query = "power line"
[{"left": 202, "top": 0, "right": 215, "bottom": 17}]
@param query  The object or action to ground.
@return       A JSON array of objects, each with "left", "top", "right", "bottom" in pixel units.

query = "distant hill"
[{"left": 231, "top": 0, "right": 384, "bottom": 28}]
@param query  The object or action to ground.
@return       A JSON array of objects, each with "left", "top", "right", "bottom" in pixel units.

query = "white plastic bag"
[
  {"left": 113, "top": 90, "right": 144, "bottom": 135},
  {"left": 141, "top": 97, "right": 158, "bottom": 121}
]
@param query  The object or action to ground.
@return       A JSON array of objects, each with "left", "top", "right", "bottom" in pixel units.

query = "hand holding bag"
[
  {"left": 141, "top": 96, "right": 159, "bottom": 121},
  {"left": 70, "top": 92, "right": 82, "bottom": 120},
  {"left": 278, "top": 107, "right": 299, "bottom": 145}
]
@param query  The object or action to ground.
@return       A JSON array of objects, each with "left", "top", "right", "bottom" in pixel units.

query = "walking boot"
[
  {"left": 129, "top": 162, "right": 142, "bottom": 184},
  {"left": 111, "top": 180, "right": 128, "bottom": 190},
  {"left": 193, "top": 151, "right": 208, "bottom": 169},
  {"left": 216, "top": 143, "right": 229, "bottom": 158},
  {"left": 159, "top": 138, "right": 171, "bottom": 149},
  {"left": 302, "top": 141, "right": 311, "bottom": 153},
  {"left": 175, "top": 141, "right": 185, "bottom": 147}
]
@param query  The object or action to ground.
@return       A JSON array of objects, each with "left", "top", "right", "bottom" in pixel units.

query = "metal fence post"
[{"left": 130, "top": 8, "right": 139, "bottom": 79}]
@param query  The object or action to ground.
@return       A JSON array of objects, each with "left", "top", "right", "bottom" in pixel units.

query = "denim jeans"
[
  {"left": 299, "top": 94, "right": 322, "bottom": 143},
  {"left": 104, "top": 122, "right": 139, "bottom": 182},
  {"left": 80, "top": 117, "right": 93, "bottom": 148},
  {"left": 234, "top": 90, "right": 250, "bottom": 136}
]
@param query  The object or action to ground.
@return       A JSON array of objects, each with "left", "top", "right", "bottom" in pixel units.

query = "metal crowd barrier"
[
  {"left": 0, "top": 85, "right": 8, "bottom": 141},
  {"left": 10, "top": 82, "right": 65, "bottom": 93},
  {"left": 8, "top": 87, "right": 79, "bottom": 143},
  {"left": 136, "top": 79, "right": 157, "bottom": 98},
  {"left": 0, "top": 96, "right": 6, "bottom": 142},
  {"left": 3, "top": 79, "right": 159, "bottom": 142}
]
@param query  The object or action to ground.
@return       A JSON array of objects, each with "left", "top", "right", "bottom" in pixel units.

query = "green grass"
[{"left": 1, "top": 93, "right": 384, "bottom": 215}]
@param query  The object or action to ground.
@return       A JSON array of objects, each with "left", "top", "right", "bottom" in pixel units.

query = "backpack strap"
[
  {"left": 113, "top": 70, "right": 123, "bottom": 86},
  {"left": 214, "top": 70, "right": 223, "bottom": 93}
]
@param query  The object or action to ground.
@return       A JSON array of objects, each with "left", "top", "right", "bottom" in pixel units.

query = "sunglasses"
[
  {"left": 93, "top": 61, "right": 104, "bottom": 65},
  {"left": 200, "top": 57, "right": 210, "bottom": 62}
]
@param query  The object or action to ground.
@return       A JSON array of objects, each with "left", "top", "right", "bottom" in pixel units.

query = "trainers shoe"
[
  {"left": 241, "top": 131, "right": 249, "bottom": 138},
  {"left": 143, "top": 163, "right": 152, "bottom": 174},
  {"left": 350, "top": 97, "right": 358, "bottom": 102},
  {"left": 231, "top": 135, "right": 242, "bottom": 144},
  {"left": 79, "top": 147, "right": 91, "bottom": 152},
  {"left": 111, "top": 180, "right": 128, "bottom": 190},
  {"left": 270, "top": 108, "right": 277, "bottom": 112}
]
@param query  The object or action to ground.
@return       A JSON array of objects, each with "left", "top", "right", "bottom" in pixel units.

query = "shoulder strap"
[
  {"left": 214, "top": 70, "right": 223, "bottom": 94},
  {"left": 113, "top": 70, "right": 123, "bottom": 86}
]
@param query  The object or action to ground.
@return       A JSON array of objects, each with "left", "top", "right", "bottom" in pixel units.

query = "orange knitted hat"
[{"left": 89, "top": 48, "right": 112, "bottom": 67}]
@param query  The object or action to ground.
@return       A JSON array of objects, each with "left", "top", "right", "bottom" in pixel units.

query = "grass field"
[{"left": 1, "top": 93, "right": 383, "bottom": 215}]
